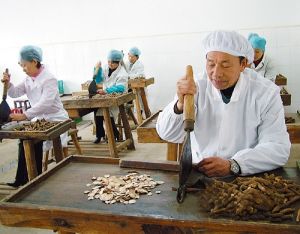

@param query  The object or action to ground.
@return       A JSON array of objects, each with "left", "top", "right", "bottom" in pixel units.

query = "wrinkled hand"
[
  {"left": 196, "top": 156, "right": 231, "bottom": 177},
  {"left": 9, "top": 113, "right": 27, "bottom": 121},
  {"left": 1, "top": 70, "right": 10, "bottom": 83},
  {"left": 176, "top": 75, "right": 197, "bottom": 111},
  {"left": 97, "top": 89, "right": 106, "bottom": 95}
]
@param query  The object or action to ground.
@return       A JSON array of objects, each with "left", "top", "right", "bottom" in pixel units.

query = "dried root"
[
  {"left": 14, "top": 119, "right": 57, "bottom": 131},
  {"left": 199, "top": 173, "right": 300, "bottom": 222}
]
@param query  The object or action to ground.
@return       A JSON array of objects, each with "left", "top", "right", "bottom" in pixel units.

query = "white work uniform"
[
  {"left": 156, "top": 68, "right": 290, "bottom": 175},
  {"left": 125, "top": 60, "right": 145, "bottom": 79},
  {"left": 96, "top": 64, "right": 128, "bottom": 118},
  {"left": 8, "top": 67, "right": 69, "bottom": 151},
  {"left": 251, "top": 54, "right": 277, "bottom": 82}
]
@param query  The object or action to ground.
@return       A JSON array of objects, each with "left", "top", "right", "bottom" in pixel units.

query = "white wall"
[{"left": 0, "top": 0, "right": 300, "bottom": 114}]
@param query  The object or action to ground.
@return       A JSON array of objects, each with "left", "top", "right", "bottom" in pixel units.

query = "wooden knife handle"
[
  {"left": 3, "top": 68, "right": 9, "bottom": 98},
  {"left": 183, "top": 65, "right": 195, "bottom": 131}
]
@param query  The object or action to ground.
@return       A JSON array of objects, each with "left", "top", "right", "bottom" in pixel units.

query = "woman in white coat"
[
  {"left": 156, "top": 31, "right": 290, "bottom": 177},
  {"left": 93, "top": 50, "right": 128, "bottom": 143},
  {"left": 2, "top": 45, "right": 69, "bottom": 187},
  {"left": 248, "top": 33, "right": 277, "bottom": 82},
  {"left": 126, "top": 47, "right": 145, "bottom": 78}
]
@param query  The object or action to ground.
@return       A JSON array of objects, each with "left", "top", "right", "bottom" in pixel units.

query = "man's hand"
[
  {"left": 9, "top": 113, "right": 27, "bottom": 121},
  {"left": 1, "top": 70, "right": 10, "bottom": 83},
  {"left": 176, "top": 75, "right": 197, "bottom": 112},
  {"left": 97, "top": 89, "right": 106, "bottom": 95},
  {"left": 196, "top": 156, "right": 231, "bottom": 177}
]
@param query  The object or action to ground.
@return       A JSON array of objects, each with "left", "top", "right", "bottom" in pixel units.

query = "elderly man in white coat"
[
  {"left": 93, "top": 49, "right": 128, "bottom": 144},
  {"left": 126, "top": 47, "right": 145, "bottom": 78},
  {"left": 248, "top": 33, "right": 277, "bottom": 82},
  {"left": 156, "top": 31, "right": 290, "bottom": 177},
  {"left": 2, "top": 45, "right": 69, "bottom": 187}
]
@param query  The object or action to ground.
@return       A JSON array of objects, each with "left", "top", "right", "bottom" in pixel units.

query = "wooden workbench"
[
  {"left": 61, "top": 93, "right": 136, "bottom": 158},
  {"left": 137, "top": 111, "right": 182, "bottom": 161},
  {"left": 128, "top": 77, "right": 154, "bottom": 124},
  {"left": 0, "top": 156, "right": 299, "bottom": 234},
  {"left": 285, "top": 113, "right": 300, "bottom": 144},
  {"left": 0, "top": 119, "right": 72, "bottom": 181}
]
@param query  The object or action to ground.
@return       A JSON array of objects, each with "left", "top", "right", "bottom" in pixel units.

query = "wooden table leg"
[
  {"left": 70, "top": 131, "right": 82, "bottom": 155},
  {"left": 103, "top": 108, "right": 118, "bottom": 158},
  {"left": 140, "top": 87, "right": 151, "bottom": 118},
  {"left": 127, "top": 106, "right": 138, "bottom": 126},
  {"left": 52, "top": 137, "right": 64, "bottom": 163},
  {"left": 178, "top": 143, "right": 183, "bottom": 161},
  {"left": 23, "top": 140, "right": 38, "bottom": 180},
  {"left": 167, "top": 142, "right": 178, "bottom": 161},
  {"left": 133, "top": 88, "right": 143, "bottom": 124},
  {"left": 119, "top": 104, "right": 135, "bottom": 150}
]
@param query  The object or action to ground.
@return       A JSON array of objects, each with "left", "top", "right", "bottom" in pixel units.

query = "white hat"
[{"left": 203, "top": 30, "right": 254, "bottom": 64}]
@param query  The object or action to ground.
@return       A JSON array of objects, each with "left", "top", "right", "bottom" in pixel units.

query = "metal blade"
[{"left": 177, "top": 131, "right": 193, "bottom": 203}]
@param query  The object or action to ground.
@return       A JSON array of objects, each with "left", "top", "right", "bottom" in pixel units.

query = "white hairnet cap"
[{"left": 203, "top": 30, "right": 254, "bottom": 64}]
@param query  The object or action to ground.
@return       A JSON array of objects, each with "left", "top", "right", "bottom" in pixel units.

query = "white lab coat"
[
  {"left": 8, "top": 67, "right": 69, "bottom": 151},
  {"left": 96, "top": 64, "right": 128, "bottom": 118},
  {"left": 251, "top": 54, "right": 277, "bottom": 82},
  {"left": 126, "top": 60, "right": 147, "bottom": 113},
  {"left": 156, "top": 68, "right": 290, "bottom": 175},
  {"left": 125, "top": 60, "right": 145, "bottom": 78}
]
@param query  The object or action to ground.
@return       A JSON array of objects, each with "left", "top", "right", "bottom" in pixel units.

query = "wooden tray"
[
  {"left": 0, "top": 156, "right": 299, "bottom": 234},
  {"left": 129, "top": 77, "right": 155, "bottom": 88},
  {"left": 275, "top": 74, "right": 287, "bottom": 86},
  {"left": 281, "top": 87, "right": 291, "bottom": 106},
  {"left": 286, "top": 113, "right": 300, "bottom": 144},
  {"left": 137, "top": 111, "right": 166, "bottom": 143},
  {"left": 0, "top": 119, "right": 72, "bottom": 140}
]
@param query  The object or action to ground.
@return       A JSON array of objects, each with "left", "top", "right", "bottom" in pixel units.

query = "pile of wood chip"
[
  {"left": 14, "top": 119, "right": 57, "bottom": 131},
  {"left": 72, "top": 95, "right": 89, "bottom": 100},
  {"left": 92, "top": 93, "right": 123, "bottom": 99},
  {"left": 84, "top": 172, "right": 164, "bottom": 205},
  {"left": 199, "top": 173, "right": 300, "bottom": 222}
]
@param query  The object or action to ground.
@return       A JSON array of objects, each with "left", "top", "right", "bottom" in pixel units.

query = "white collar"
[{"left": 210, "top": 72, "right": 247, "bottom": 103}]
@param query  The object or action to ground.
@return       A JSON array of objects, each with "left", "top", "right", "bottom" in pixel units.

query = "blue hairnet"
[
  {"left": 248, "top": 33, "right": 266, "bottom": 51},
  {"left": 20, "top": 45, "right": 43, "bottom": 62},
  {"left": 107, "top": 50, "right": 123, "bottom": 61},
  {"left": 129, "top": 47, "right": 141, "bottom": 56}
]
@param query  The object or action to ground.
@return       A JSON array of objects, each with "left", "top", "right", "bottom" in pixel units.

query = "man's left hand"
[
  {"left": 9, "top": 113, "right": 27, "bottom": 121},
  {"left": 196, "top": 156, "right": 231, "bottom": 177},
  {"left": 97, "top": 89, "right": 106, "bottom": 95}
]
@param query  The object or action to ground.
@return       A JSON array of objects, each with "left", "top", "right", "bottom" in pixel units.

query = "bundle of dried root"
[
  {"left": 84, "top": 172, "right": 164, "bottom": 205},
  {"left": 199, "top": 173, "right": 300, "bottom": 222},
  {"left": 14, "top": 119, "right": 57, "bottom": 131}
]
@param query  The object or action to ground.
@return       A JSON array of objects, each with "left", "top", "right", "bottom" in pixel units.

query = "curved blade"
[
  {"left": 177, "top": 131, "right": 193, "bottom": 203},
  {"left": 88, "top": 80, "right": 97, "bottom": 98}
]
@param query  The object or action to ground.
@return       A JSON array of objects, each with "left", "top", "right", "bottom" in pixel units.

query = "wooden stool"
[
  {"left": 43, "top": 128, "right": 82, "bottom": 172},
  {"left": 167, "top": 143, "right": 183, "bottom": 161},
  {"left": 129, "top": 78, "right": 154, "bottom": 125}
]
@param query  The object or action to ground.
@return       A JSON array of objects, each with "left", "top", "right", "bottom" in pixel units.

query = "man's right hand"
[
  {"left": 176, "top": 75, "right": 197, "bottom": 112},
  {"left": 1, "top": 70, "right": 10, "bottom": 83}
]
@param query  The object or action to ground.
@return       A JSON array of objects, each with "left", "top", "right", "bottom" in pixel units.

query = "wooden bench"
[
  {"left": 61, "top": 93, "right": 136, "bottom": 158},
  {"left": 137, "top": 111, "right": 182, "bottom": 161},
  {"left": 128, "top": 77, "right": 154, "bottom": 124}
]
